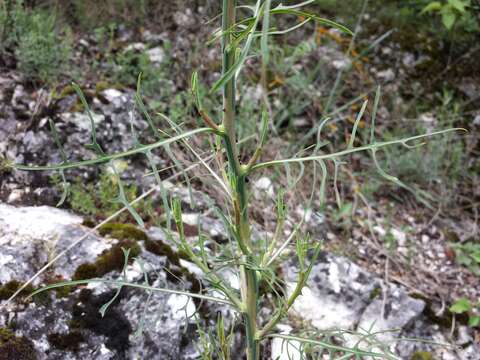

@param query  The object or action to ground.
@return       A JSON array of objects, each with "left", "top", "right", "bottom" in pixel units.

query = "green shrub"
[{"left": 14, "top": 9, "right": 72, "bottom": 83}]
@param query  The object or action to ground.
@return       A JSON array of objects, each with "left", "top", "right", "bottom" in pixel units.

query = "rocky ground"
[
  {"left": 1, "top": 2, "right": 479, "bottom": 359},
  {"left": 0, "top": 202, "right": 477, "bottom": 359}
]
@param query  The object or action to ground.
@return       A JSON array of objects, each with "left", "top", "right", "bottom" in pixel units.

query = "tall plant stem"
[{"left": 221, "top": 1, "right": 259, "bottom": 359}]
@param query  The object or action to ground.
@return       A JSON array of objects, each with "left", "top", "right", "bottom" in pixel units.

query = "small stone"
[
  {"left": 403, "top": 53, "right": 416, "bottom": 67},
  {"left": 146, "top": 47, "right": 166, "bottom": 64},
  {"left": 102, "top": 88, "right": 123, "bottom": 103},
  {"left": 374, "top": 225, "right": 387, "bottom": 237},
  {"left": 332, "top": 58, "right": 351, "bottom": 70},
  {"left": 61, "top": 112, "right": 105, "bottom": 132},
  {"left": 181, "top": 213, "right": 199, "bottom": 227},
  {"left": 457, "top": 325, "right": 473, "bottom": 346},
  {"left": 391, "top": 228, "right": 407, "bottom": 247},
  {"left": 381, "top": 47, "right": 393, "bottom": 56},
  {"left": 173, "top": 9, "right": 196, "bottom": 28},
  {"left": 293, "top": 117, "right": 309, "bottom": 127},
  {"left": 271, "top": 336, "right": 302, "bottom": 360},
  {"left": 7, "top": 189, "right": 23, "bottom": 203},
  {"left": 377, "top": 68, "right": 395, "bottom": 82},
  {"left": 254, "top": 177, "right": 274, "bottom": 198},
  {"left": 473, "top": 114, "right": 480, "bottom": 126},
  {"left": 124, "top": 42, "right": 146, "bottom": 52}
]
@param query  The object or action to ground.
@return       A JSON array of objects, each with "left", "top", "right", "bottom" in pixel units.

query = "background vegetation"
[{"left": 0, "top": 0, "right": 479, "bottom": 357}]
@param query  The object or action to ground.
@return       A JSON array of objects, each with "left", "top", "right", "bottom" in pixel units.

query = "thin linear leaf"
[
  {"left": 269, "top": 8, "right": 352, "bottom": 36},
  {"left": 348, "top": 100, "right": 368, "bottom": 149},
  {"left": 72, "top": 82, "right": 105, "bottom": 155},
  {"left": 11, "top": 127, "right": 214, "bottom": 171},
  {"left": 29, "top": 279, "right": 235, "bottom": 307},
  {"left": 99, "top": 247, "right": 131, "bottom": 317},
  {"left": 48, "top": 119, "right": 70, "bottom": 206},
  {"left": 251, "top": 128, "right": 465, "bottom": 172},
  {"left": 266, "top": 334, "right": 400, "bottom": 360},
  {"left": 211, "top": 0, "right": 263, "bottom": 93}
]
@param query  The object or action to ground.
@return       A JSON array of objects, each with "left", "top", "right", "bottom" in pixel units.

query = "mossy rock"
[
  {"left": 98, "top": 223, "right": 148, "bottom": 241},
  {"left": 144, "top": 237, "right": 182, "bottom": 265},
  {"left": 94, "top": 81, "right": 110, "bottom": 93},
  {"left": 0, "top": 281, "right": 34, "bottom": 301},
  {"left": 73, "top": 263, "right": 98, "bottom": 281},
  {"left": 0, "top": 328, "right": 37, "bottom": 360},
  {"left": 73, "top": 240, "right": 141, "bottom": 280},
  {"left": 47, "top": 331, "right": 85, "bottom": 351},
  {"left": 95, "top": 240, "right": 141, "bottom": 275},
  {"left": 411, "top": 351, "right": 434, "bottom": 360}
]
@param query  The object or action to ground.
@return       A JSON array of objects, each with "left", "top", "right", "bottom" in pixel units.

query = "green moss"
[
  {"left": 73, "top": 263, "right": 98, "bottom": 281},
  {"left": 98, "top": 223, "right": 148, "bottom": 241},
  {"left": 95, "top": 240, "right": 141, "bottom": 275},
  {"left": 57, "top": 84, "right": 76, "bottom": 99},
  {"left": 47, "top": 331, "right": 84, "bottom": 351},
  {"left": 411, "top": 351, "right": 434, "bottom": 360},
  {"left": 73, "top": 240, "right": 141, "bottom": 280},
  {"left": 0, "top": 328, "right": 37, "bottom": 360},
  {"left": 94, "top": 81, "right": 110, "bottom": 93},
  {"left": 369, "top": 287, "right": 382, "bottom": 300},
  {"left": 82, "top": 218, "right": 96, "bottom": 228},
  {"left": 0, "top": 281, "right": 34, "bottom": 301},
  {"left": 145, "top": 237, "right": 182, "bottom": 264},
  {"left": 54, "top": 285, "right": 73, "bottom": 298}
]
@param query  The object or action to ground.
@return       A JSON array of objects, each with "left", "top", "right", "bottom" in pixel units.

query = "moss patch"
[
  {"left": 73, "top": 240, "right": 141, "bottom": 280},
  {"left": 411, "top": 351, "right": 434, "bottom": 360},
  {"left": 0, "top": 281, "right": 35, "bottom": 301},
  {"left": 98, "top": 223, "right": 148, "bottom": 241},
  {"left": 47, "top": 331, "right": 85, "bottom": 351},
  {"left": 71, "top": 289, "right": 130, "bottom": 355},
  {"left": 0, "top": 328, "right": 37, "bottom": 360}
]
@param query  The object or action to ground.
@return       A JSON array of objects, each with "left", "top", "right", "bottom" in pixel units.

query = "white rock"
[
  {"left": 124, "top": 42, "right": 146, "bottom": 52},
  {"left": 0, "top": 204, "right": 109, "bottom": 284},
  {"left": 391, "top": 228, "right": 407, "bottom": 247},
  {"left": 173, "top": 9, "right": 195, "bottom": 27},
  {"left": 457, "top": 325, "right": 473, "bottom": 346},
  {"left": 146, "top": 47, "right": 166, "bottom": 64},
  {"left": 7, "top": 189, "right": 23, "bottom": 203},
  {"left": 0, "top": 203, "right": 82, "bottom": 239},
  {"left": 61, "top": 112, "right": 105, "bottom": 132},
  {"left": 332, "top": 58, "right": 351, "bottom": 70},
  {"left": 373, "top": 225, "right": 387, "bottom": 237},
  {"left": 402, "top": 53, "right": 415, "bottom": 67},
  {"left": 290, "top": 284, "right": 356, "bottom": 329},
  {"left": 181, "top": 213, "right": 199, "bottom": 227},
  {"left": 254, "top": 177, "right": 274, "bottom": 198},
  {"left": 473, "top": 114, "right": 480, "bottom": 126},
  {"left": 102, "top": 88, "right": 123, "bottom": 102},
  {"left": 377, "top": 68, "right": 395, "bottom": 82},
  {"left": 167, "top": 294, "right": 196, "bottom": 319},
  {"left": 271, "top": 337, "right": 302, "bottom": 360}
]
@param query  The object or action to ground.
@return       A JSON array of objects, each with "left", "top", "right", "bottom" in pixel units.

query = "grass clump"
[
  {"left": 0, "top": 328, "right": 37, "bottom": 360},
  {"left": 1, "top": 1, "right": 72, "bottom": 84},
  {"left": 15, "top": 11, "right": 71, "bottom": 83}
]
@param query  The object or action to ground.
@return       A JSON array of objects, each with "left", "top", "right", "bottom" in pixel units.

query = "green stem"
[
  {"left": 222, "top": 0, "right": 240, "bottom": 174},
  {"left": 222, "top": 1, "right": 259, "bottom": 359}
]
